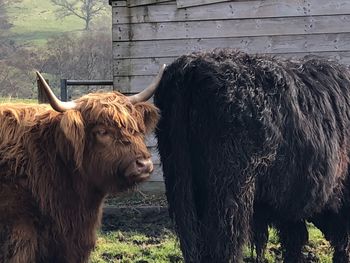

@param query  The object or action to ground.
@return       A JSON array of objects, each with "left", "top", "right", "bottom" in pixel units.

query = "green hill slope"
[{"left": 6, "top": 0, "right": 110, "bottom": 45}]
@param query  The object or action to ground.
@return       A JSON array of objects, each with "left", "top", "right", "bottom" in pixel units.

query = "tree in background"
[
  {"left": 0, "top": 0, "right": 11, "bottom": 32},
  {"left": 50, "top": 0, "right": 108, "bottom": 30},
  {"left": 0, "top": 31, "right": 113, "bottom": 98},
  {"left": 0, "top": 0, "right": 20, "bottom": 51},
  {"left": 0, "top": 0, "right": 35, "bottom": 98},
  {"left": 0, "top": 0, "right": 22, "bottom": 32},
  {"left": 0, "top": 0, "right": 112, "bottom": 98},
  {"left": 41, "top": 31, "right": 113, "bottom": 98},
  {"left": 43, "top": 32, "right": 112, "bottom": 79}
]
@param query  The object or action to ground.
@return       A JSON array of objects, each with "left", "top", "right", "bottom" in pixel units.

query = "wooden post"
[
  {"left": 60, "top": 79, "right": 68, "bottom": 102},
  {"left": 111, "top": 0, "right": 131, "bottom": 92},
  {"left": 37, "top": 77, "right": 50, "bottom": 104}
]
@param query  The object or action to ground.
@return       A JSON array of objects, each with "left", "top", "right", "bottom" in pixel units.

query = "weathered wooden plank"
[
  {"left": 112, "top": 4, "right": 130, "bottom": 43},
  {"left": 113, "top": 33, "right": 350, "bottom": 61},
  {"left": 177, "top": 0, "right": 230, "bottom": 8},
  {"left": 113, "top": 0, "right": 350, "bottom": 24},
  {"left": 113, "top": 15, "right": 350, "bottom": 41},
  {"left": 114, "top": 57, "right": 173, "bottom": 75},
  {"left": 147, "top": 164, "right": 163, "bottom": 181},
  {"left": 146, "top": 133, "right": 157, "bottom": 147},
  {"left": 113, "top": 51, "right": 350, "bottom": 79},
  {"left": 128, "top": 0, "right": 173, "bottom": 7},
  {"left": 149, "top": 146, "right": 160, "bottom": 165},
  {"left": 110, "top": 0, "right": 127, "bottom": 7},
  {"left": 114, "top": 52, "right": 350, "bottom": 75},
  {"left": 113, "top": 75, "right": 160, "bottom": 92},
  {"left": 138, "top": 181, "right": 165, "bottom": 193},
  {"left": 113, "top": 34, "right": 350, "bottom": 59}
]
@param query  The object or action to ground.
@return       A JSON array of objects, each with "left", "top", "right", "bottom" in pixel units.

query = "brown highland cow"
[{"left": 0, "top": 65, "right": 165, "bottom": 263}]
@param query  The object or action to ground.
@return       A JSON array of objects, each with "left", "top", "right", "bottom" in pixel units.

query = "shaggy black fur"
[{"left": 154, "top": 49, "right": 350, "bottom": 263}]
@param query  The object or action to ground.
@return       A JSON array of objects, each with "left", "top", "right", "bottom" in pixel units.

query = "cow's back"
[
  {"left": 0, "top": 104, "right": 49, "bottom": 144},
  {"left": 0, "top": 104, "right": 51, "bottom": 177},
  {"left": 154, "top": 50, "right": 350, "bottom": 262}
]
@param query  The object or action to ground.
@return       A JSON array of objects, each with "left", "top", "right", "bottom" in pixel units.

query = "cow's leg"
[
  {"left": 199, "top": 192, "right": 255, "bottom": 263},
  {"left": 0, "top": 223, "right": 11, "bottom": 263},
  {"left": 252, "top": 205, "right": 269, "bottom": 263},
  {"left": 275, "top": 220, "right": 308, "bottom": 263},
  {"left": 254, "top": 225, "right": 268, "bottom": 263},
  {"left": 196, "top": 179, "right": 256, "bottom": 263},
  {"left": 312, "top": 211, "right": 350, "bottom": 263},
  {"left": 5, "top": 220, "right": 38, "bottom": 263}
]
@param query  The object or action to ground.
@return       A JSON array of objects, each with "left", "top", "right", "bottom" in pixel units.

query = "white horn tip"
[
  {"left": 155, "top": 64, "right": 166, "bottom": 80},
  {"left": 36, "top": 71, "right": 45, "bottom": 80},
  {"left": 160, "top": 64, "right": 166, "bottom": 73}
]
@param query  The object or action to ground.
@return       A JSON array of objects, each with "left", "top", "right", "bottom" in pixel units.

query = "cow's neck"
[
  {"left": 24, "top": 121, "right": 108, "bottom": 261},
  {"left": 30, "top": 159, "right": 107, "bottom": 261},
  {"left": 50, "top": 166, "right": 106, "bottom": 228}
]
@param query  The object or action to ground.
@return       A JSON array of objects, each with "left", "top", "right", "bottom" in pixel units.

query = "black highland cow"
[{"left": 154, "top": 49, "right": 350, "bottom": 263}]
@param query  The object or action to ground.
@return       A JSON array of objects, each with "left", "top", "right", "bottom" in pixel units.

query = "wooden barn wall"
[
  {"left": 177, "top": 0, "right": 230, "bottom": 8},
  {"left": 111, "top": 0, "right": 350, "bottom": 191}
]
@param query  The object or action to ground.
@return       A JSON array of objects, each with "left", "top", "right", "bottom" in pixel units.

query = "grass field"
[
  {"left": 0, "top": 97, "right": 37, "bottom": 104},
  {"left": 91, "top": 231, "right": 182, "bottom": 263},
  {"left": 95, "top": 193, "right": 333, "bottom": 263},
  {"left": 92, "top": 215, "right": 333, "bottom": 263},
  {"left": 6, "top": 0, "right": 110, "bottom": 45}
]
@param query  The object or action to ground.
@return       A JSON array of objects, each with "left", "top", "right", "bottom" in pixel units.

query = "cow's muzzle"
[
  {"left": 136, "top": 158, "right": 154, "bottom": 174},
  {"left": 127, "top": 157, "right": 153, "bottom": 182}
]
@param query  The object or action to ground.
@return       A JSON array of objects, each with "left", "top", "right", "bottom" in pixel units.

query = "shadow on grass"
[
  {"left": 101, "top": 192, "right": 332, "bottom": 262},
  {"left": 102, "top": 207, "right": 174, "bottom": 238}
]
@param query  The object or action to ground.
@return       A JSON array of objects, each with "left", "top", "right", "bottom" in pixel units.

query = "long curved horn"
[
  {"left": 128, "top": 64, "right": 166, "bottom": 104},
  {"left": 36, "top": 71, "right": 77, "bottom": 112}
]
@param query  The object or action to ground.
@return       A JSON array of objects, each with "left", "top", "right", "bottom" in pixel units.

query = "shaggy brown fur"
[{"left": 0, "top": 92, "right": 159, "bottom": 263}]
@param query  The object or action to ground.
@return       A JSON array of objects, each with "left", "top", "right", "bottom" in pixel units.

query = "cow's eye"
[
  {"left": 120, "top": 139, "right": 131, "bottom": 145},
  {"left": 96, "top": 128, "right": 108, "bottom": 136}
]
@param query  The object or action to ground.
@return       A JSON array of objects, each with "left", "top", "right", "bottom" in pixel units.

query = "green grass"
[
  {"left": 90, "top": 231, "right": 182, "bottom": 263},
  {"left": 92, "top": 224, "right": 333, "bottom": 263},
  {"left": 0, "top": 97, "right": 37, "bottom": 104},
  {"left": 7, "top": 0, "right": 83, "bottom": 45},
  {"left": 253, "top": 224, "right": 332, "bottom": 262},
  {"left": 306, "top": 223, "right": 333, "bottom": 263},
  {"left": 6, "top": 0, "right": 110, "bottom": 45}
]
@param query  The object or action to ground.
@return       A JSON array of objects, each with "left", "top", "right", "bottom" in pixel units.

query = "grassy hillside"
[
  {"left": 6, "top": 0, "right": 110, "bottom": 45},
  {"left": 0, "top": 97, "right": 37, "bottom": 104}
]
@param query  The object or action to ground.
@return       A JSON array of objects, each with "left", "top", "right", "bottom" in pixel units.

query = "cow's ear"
[
  {"left": 60, "top": 110, "right": 85, "bottom": 168},
  {"left": 134, "top": 102, "right": 159, "bottom": 134}
]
